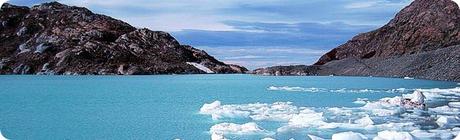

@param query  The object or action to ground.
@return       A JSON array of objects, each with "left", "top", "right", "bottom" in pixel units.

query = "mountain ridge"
[
  {"left": 255, "top": 0, "right": 460, "bottom": 82},
  {"left": 0, "top": 2, "right": 248, "bottom": 75}
]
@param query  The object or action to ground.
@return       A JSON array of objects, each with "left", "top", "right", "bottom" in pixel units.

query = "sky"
[{"left": 3, "top": 0, "right": 418, "bottom": 69}]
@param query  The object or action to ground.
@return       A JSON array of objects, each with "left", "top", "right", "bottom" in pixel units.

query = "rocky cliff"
[
  {"left": 255, "top": 0, "right": 460, "bottom": 81},
  {"left": 0, "top": 2, "right": 247, "bottom": 75}
]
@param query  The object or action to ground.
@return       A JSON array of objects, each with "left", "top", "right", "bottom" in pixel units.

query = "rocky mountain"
[
  {"left": 255, "top": 0, "right": 460, "bottom": 81},
  {"left": 0, "top": 2, "right": 247, "bottom": 75}
]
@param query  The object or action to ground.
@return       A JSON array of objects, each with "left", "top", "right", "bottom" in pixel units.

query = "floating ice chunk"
[
  {"left": 373, "top": 122, "right": 418, "bottom": 132},
  {"left": 331, "top": 131, "right": 367, "bottom": 140},
  {"left": 249, "top": 102, "right": 300, "bottom": 121},
  {"left": 200, "top": 101, "right": 222, "bottom": 114},
  {"left": 403, "top": 77, "right": 414, "bottom": 80},
  {"left": 410, "top": 130, "right": 439, "bottom": 139},
  {"left": 261, "top": 137, "right": 276, "bottom": 140},
  {"left": 361, "top": 98, "right": 405, "bottom": 116},
  {"left": 210, "top": 122, "right": 268, "bottom": 135},
  {"left": 0, "top": 131, "right": 7, "bottom": 140},
  {"left": 199, "top": 101, "right": 250, "bottom": 120},
  {"left": 354, "top": 115, "right": 374, "bottom": 126},
  {"left": 328, "top": 107, "right": 353, "bottom": 115},
  {"left": 373, "top": 131, "right": 414, "bottom": 140},
  {"left": 430, "top": 106, "right": 460, "bottom": 115},
  {"left": 200, "top": 101, "right": 301, "bottom": 121},
  {"left": 288, "top": 112, "right": 324, "bottom": 127},
  {"left": 267, "top": 86, "right": 325, "bottom": 92},
  {"left": 308, "top": 134, "right": 325, "bottom": 140},
  {"left": 410, "top": 91, "right": 425, "bottom": 104},
  {"left": 186, "top": 62, "right": 214, "bottom": 73},
  {"left": 354, "top": 98, "right": 369, "bottom": 104},
  {"left": 455, "top": 132, "right": 460, "bottom": 140},
  {"left": 211, "top": 132, "right": 228, "bottom": 140},
  {"left": 449, "top": 102, "right": 460, "bottom": 108},
  {"left": 436, "top": 116, "right": 460, "bottom": 127}
]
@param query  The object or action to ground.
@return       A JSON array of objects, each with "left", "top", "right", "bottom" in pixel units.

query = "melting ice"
[{"left": 200, "top": 87, "right": 460, "bottom": 140}]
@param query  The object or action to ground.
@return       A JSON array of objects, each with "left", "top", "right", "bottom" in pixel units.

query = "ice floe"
[
  {"left": 267, "top": 86, "right": 411, "bottom": 94},
  {"left": 331, "top": 131, "right": 367, "bottom": 140},
  {"left": 373, "top": 131, "right": 414, "bottom": 140},
  {"left": 210, "top": 122, "right": 269, "bottom": 135},
  {"left": 436, "top": 116, "right": 460, "bottom": 128},
  {"left": 200, "top": 101, "right": 299, "bottom": 121},
  {"left": 449, "top": 102, "right": 460, "bottom": 108},
  {"left": 353, "top": 98, "right": 369, "bottom": 104},
  {"left": 201, "top": 87, "right": 460, "bottom": 139},
  {"left": 404, "top": 77, "right": 414, "bottom": 80},
  {"left": 186, "top": 62, "right": 214, "bottom": 73},
  {"left": 0, "top": 131, "right": 7, "bottom": 140},
  {"left": 211, "top": 132, "right": 228, "bottom": 140},
  {"left": 308, "top": 134, "right": 325, "bottom": 140}
]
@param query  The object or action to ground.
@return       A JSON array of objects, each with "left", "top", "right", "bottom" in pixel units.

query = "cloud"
[
  {"left": 454, "top": 0, "right": 460, "bottom": 6},
  {"left": 0, "top": 0, "right": 8, "bottom": 5},
  {"left": 8, "top": 0, "right": 410, "bottom": 31},
  {"left": 345, "top": 0, "right": 411, "bottom": 9},
  {"left": 172, "top": 21, "right": 376, "bottom": 48},
  {"left": 195, "top": 46, "right": 328, "bottom": 69},
  {"left": 345, "top": 1, "right": 380, "bottom": 9}
]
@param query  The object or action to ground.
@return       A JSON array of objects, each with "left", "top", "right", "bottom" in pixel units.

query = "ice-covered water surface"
[
  {"left": 0, "top": 75, "right": 457, "bottom": 139},
  {"left": 201, "top": 87, "right": 460, "bottom": 140}
]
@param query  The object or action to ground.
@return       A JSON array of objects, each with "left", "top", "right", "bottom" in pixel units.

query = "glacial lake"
[{"left": 0, "top": 75, "right": 459, "bottom": 140}]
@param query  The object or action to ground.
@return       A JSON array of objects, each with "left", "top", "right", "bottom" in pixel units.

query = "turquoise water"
[{"left": 0, "top": 75, "right": 457, "bottom": 139}]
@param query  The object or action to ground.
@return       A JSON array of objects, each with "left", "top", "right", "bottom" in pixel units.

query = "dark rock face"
[
  {"left": 316, "top": 0, "right": 460, "bottom": 65},
  {"left": 0, "top": 2, "right": 247, "bottom": 75},
  {"left": 255, "top": 0, "right": 460, "bottom": 81}
]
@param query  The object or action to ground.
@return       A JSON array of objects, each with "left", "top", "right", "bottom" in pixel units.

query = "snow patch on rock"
[{"left": 186, "top": 62, "right": 214, "bottom": 73}]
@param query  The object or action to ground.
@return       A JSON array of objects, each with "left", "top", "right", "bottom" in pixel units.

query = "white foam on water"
[
  {"left": 201, "top": 87, "right": 460, "bottom": 139},
  {"left": 186, "top": 62, "right": 214, "bottom": 73},
  {"left": 331, "top": 131, "right": 367, "bottom": 140}
]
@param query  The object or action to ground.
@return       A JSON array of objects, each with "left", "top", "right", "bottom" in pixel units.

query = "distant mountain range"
[
  {"left": 0, "top": 2, "right": 247, "bottom": 75},
  {"left": 255, "top": 0, "right": 460, "bottom": 82}
]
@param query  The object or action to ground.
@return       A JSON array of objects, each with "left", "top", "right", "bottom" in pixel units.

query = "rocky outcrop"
[
  {"left": 0, "top": 2, "right": 247, "bottom": 75},
  {"left": 255, "top": 0, "right": 460, "bottom": 81}
]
